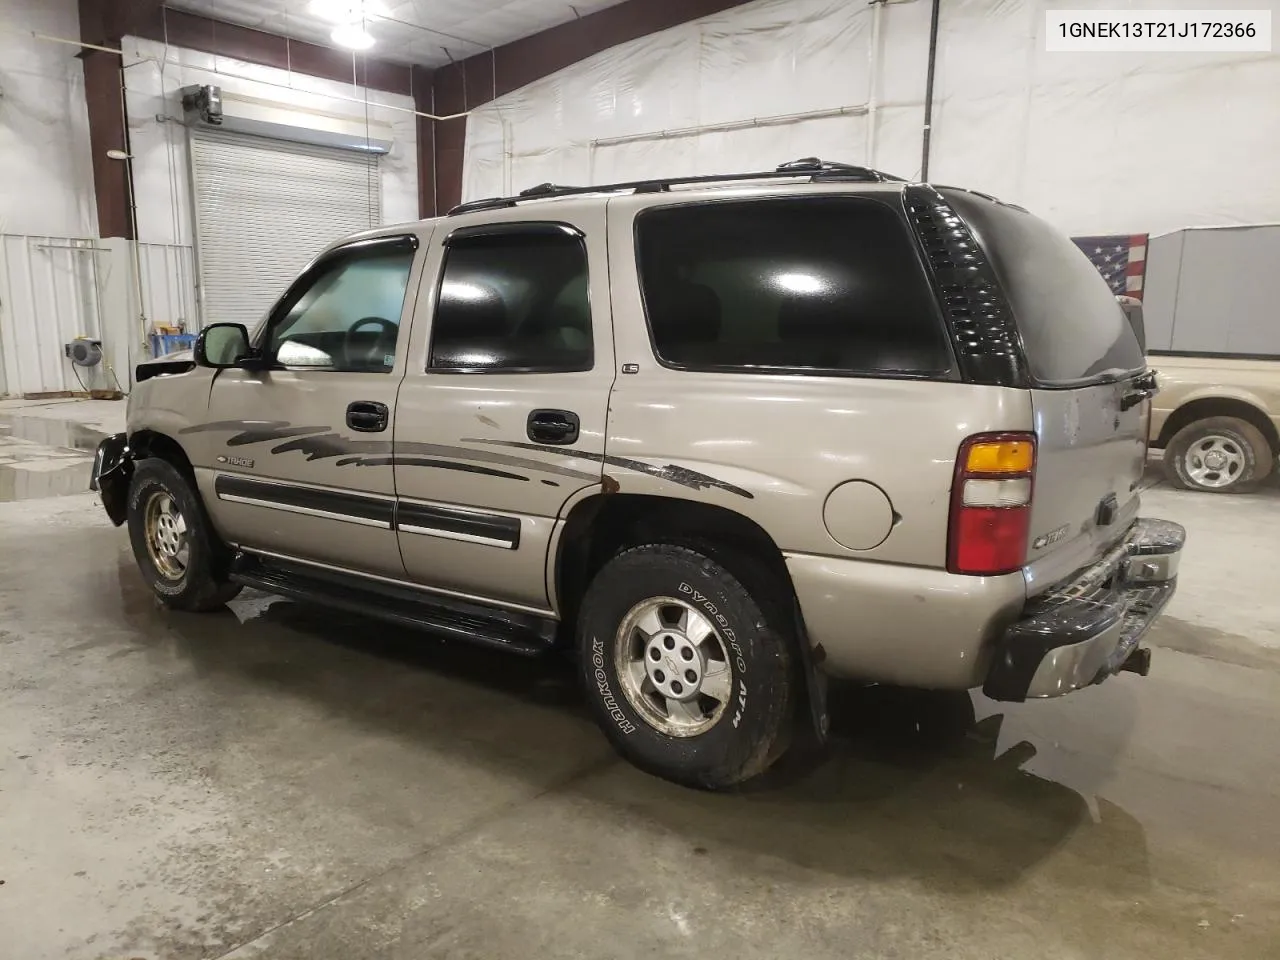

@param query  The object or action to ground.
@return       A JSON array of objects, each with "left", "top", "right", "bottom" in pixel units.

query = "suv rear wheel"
[
  {"left": 576, "top": 543, "right": 794, "bottom": 789},
  {"left": 1164, "top": 416, "right": 1274, "bottom": 494},
  {"left": 127, "top": 458, "right": 242, "bottom": 611}
]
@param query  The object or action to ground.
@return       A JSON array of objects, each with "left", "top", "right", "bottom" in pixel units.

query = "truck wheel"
[
  {"left": 576, "top": 543, "right": 794, "bottom": 790},
  {"left": 126, "top": 457, "right": 242, "bottom": 611},
  {"left": 1164, "top": 416, "right": 1273, "bottom": 493}
]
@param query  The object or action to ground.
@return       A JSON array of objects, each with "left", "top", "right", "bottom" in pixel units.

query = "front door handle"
[
  {"left": 347, "top": 401, "right": 389, "bottom": 433},
  {"left": 527, "top": 409, "right": 580, "bottom": 445}
]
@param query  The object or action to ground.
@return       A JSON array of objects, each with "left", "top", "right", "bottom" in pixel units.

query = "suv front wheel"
[
  {"left": 126, "top": 458, "right": 242, "bottom": 611},
  {"left": 576, "top": 544, "right": 794, "bottom": 789}
]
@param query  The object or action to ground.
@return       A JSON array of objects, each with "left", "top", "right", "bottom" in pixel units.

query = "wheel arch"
[
  {"left": 1155, "top": 395, "right": 1280, "bottom": 455},
  {"left": 552, "top": 493, "right": 798, "bottom": 620},
  {"left": 129, "top": 428, "right": 198, "bottom": 484},
  {"left": 552, "top": 493, "right": 830, "bottom": 742}
]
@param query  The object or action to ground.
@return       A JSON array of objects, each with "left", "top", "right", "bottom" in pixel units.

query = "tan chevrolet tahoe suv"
[{"left": 91, "top": 159, "right": 1186, "bottom": 789}]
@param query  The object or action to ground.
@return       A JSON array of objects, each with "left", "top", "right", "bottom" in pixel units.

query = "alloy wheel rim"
[
  {"left": 144, "top": 490, "right": 189, "bottom": 580},
  {"left": 613, "top": 596, "right": 734, "bottom": 737},
  {"left": 1184, "top": 435, "right": 1245, "bottom": 488}
]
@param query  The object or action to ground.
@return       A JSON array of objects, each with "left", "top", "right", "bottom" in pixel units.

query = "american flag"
[{"left": 1072, "top": 234, "right": 1149, "bottom": 299}]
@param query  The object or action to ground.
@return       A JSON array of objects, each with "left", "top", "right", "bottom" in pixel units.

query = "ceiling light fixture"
[
  {"left": 309, "top": 0, "right": 352, "bottom": 22},
  {"left": 309, "top": 0, "right": 385, "bottom": 24},
  {"left": 331, "top": 23, "right": 376, "bottom": 50}
]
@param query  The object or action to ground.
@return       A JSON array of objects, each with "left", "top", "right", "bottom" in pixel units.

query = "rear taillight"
[{"left": 947, "top": 433, "right": 1037, "bottom": 576}]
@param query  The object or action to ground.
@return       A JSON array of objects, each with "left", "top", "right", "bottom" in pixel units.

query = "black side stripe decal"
[
  {"left": 267, "top": 433, "right": 595, "bottom": 481},
  {"left": 333, "top": 456, "right": 529, "bottom": 482},
  {"left": 214, "top": 475, "right": 395, "bottom": 527},
  {"left": 457, "top": 438, "right": 755, "bottom": 499},
  {"left": 183, "top": 420, "right": 330, "bottom": 445},
  {"left": 396, "top": 502, "right": 520, "bottom": 549},
  {"left": 182, "top": 421, "right": 595, "bottom": 481},
  {"left": 185, "top": 421, "right": 752, "bottom": 498}
]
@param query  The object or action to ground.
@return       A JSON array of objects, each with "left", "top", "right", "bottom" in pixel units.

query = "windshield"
[{"left": 942, "top": 189, "right": 1146, "bottom": 387}]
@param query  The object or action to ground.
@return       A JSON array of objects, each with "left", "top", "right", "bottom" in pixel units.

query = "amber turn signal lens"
[{"left": 964, "top": 439, "right": 1035, "bottom": 475}]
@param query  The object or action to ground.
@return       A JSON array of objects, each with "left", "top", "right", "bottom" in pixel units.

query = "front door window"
[{"left": 266, "top": 245, "right": 415, "bottom": 373}]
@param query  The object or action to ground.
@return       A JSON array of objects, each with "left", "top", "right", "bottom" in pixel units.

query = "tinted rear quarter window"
[
  {"left": 942, "top": 190, "right": 1145, "bottom": 386},
  {"left": 635, "top": 196, "right": 953, "bottom": 378}
]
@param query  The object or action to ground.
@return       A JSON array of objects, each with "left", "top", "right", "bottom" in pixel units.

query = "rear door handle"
[
  {"left": 347, "top": 401, "right": 389, "bottom": 433},
  {"left": 527, "top": 409, "right": 580, "bottom": 445}
]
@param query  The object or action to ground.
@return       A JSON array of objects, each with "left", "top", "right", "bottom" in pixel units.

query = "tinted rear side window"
[
  {"left": 429, "top": 230, "right": 592, "bottom": 373},
  {"left": 943, "top": 190, "right": 1145, "bottom": 386},
  {"left": 635, "top": 196, "right": 953, "bottom": 377}
]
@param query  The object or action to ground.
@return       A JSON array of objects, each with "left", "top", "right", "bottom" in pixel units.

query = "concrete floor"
[
  {"left": 2, "top": 400, "right": 1279, "bottom": 959},
  {"left": 0, "top": 398, "right": 124, "bottom": 501}
]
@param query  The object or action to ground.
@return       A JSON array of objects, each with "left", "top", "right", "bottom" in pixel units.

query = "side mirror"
[
  {"left": 195, "top": 323, "right": 252, "bottom": 368},
  {"left": 1117, "top": 296, "right": 1146, "bottom": 353}
]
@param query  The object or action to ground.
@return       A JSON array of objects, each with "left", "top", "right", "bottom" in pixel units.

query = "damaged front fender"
[{"left": 89, "top": 432, "right": 133, "bottom": 526}]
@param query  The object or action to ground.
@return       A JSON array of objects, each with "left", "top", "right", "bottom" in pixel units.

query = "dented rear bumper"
[
  {"left": 983, "top": 518, "right": 1186, "bottom": 702},
  {"left": 89, "top": 432, "right": 132, "bottom": 526}
]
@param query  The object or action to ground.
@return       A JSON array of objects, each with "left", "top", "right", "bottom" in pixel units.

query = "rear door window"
[
  {"left": 429, "top": 228, "right": 592, "bottom": 373},
  {"left": 634, "top": 196, "right": 954, "bottom": 378},
  {"left": 942, "top": 189, "right": 1146, "bottom": 386}
]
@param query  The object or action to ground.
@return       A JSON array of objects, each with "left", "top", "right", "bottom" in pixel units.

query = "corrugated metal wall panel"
[
  {"left": 0, "top": 236, "right": 199, "bottom": 397},
  {"left": 0, "top": 235, "right": 116, "bottom": 396},
  {"left": 138, "top": 243, "right": 198, "bottom": 333}
]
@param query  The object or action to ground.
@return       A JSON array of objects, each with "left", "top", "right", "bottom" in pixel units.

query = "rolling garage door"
[{"left": 190, "top": 130, "right": 382, "bottom": 328}]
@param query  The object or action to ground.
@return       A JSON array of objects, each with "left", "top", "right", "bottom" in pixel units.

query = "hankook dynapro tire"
[{"left": 577, "top": 543, "right": 794, "bottom": 790}]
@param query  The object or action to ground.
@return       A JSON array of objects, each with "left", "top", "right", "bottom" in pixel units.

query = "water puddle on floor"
[{"left": 0, "top": 415, "right": 107, "bottom": 502}]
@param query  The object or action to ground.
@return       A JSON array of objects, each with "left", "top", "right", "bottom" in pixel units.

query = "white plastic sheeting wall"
[
  {"left": 0, "top": 0, "right": 100, "bottom": 395},
  {"left": 464, "top": 0, "right": 928, "bottom": 203},
  {"left": 929, "top": 0, "right": 1280, "bottom": 235},
  {"left": 0, "top": 0, "right": 97, "bottom": 238},
  {"left": 463, "top": 0, "right": 1280, "bottom": 236}
]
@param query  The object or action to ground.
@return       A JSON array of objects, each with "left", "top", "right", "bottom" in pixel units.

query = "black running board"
[{"left": 230, "top": 553, "right": 557, "bottom": 657}]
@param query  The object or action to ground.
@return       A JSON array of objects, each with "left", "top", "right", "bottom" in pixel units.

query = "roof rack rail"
[
  {"left": 447, "top": 157, "right": 907, "bottom": 216},
  {"left": 519, "top": 182, "right": 577, "bottom": 197}
]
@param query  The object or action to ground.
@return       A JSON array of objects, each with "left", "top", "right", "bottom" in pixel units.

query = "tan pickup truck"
[
  {"left": 1116, "top": 298, "right": 1279, "bottom": 493},
  {"left": 1147, "top": 354, "right": 1280, "bottom": 493}
]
